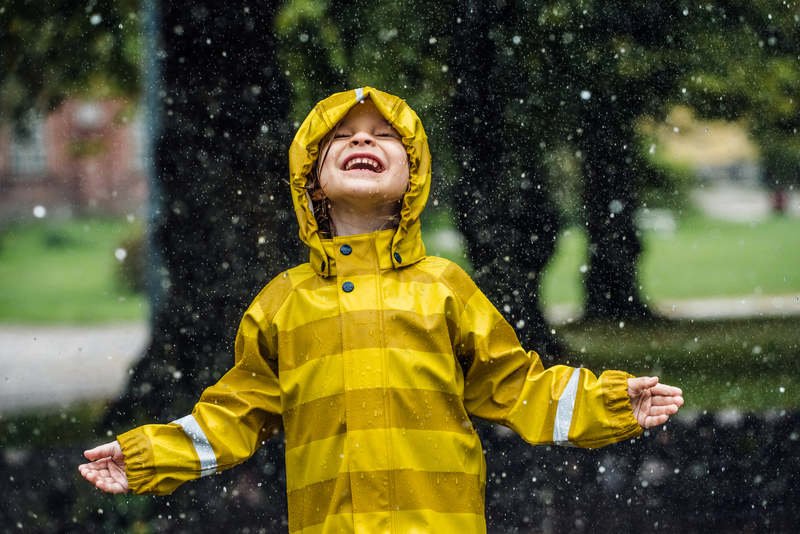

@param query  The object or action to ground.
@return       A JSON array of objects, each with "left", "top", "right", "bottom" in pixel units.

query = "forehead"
[{"left": 339, "top": 99, "right": 392, "bottom": 128}]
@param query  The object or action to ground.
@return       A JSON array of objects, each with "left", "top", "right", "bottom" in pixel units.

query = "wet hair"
[{"left": 306, "top": 127, "right": 338, "bottom": 238}]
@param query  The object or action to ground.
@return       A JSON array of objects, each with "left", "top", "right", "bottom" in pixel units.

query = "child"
[{"left": 79, "top": 87, "right": 684, "bottom": 533}]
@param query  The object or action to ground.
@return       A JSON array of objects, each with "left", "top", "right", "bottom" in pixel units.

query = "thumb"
[
  {"left": 628, "top": 376, "right": 659, "bottom": 395},
  {"left": 83, "top": 441, "right": 118, "bottom": 461}
]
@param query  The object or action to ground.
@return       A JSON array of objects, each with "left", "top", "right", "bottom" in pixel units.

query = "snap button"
[
  {"left": 342, "top": 281, "right": 354, "bottom": 293},
  {"left": 393, "top": 252, "right": 402, "bottom": 263},
  {"left": 340, "top": 244, "right": 352, "bottom": 255}
]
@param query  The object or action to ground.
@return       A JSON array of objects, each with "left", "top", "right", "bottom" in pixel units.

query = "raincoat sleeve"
[
  {"left": 447, "top": 265, "right": 643, "bottom": 448},
  {"left": 117, "top": 292, "right": 283, "bottom": 495}
]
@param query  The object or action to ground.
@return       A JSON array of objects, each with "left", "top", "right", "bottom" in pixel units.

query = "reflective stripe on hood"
[{"left": 288, "top": 87, "right": 431, "bottom": 277}]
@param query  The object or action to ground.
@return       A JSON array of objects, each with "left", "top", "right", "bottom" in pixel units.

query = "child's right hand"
[{"left": 78, "top": 440, "right": 129, "bottom": 494}]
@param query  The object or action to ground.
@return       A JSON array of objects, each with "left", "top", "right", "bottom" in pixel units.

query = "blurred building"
[{"left": 0, "top": 99, "right": 147, "bottom": 221}]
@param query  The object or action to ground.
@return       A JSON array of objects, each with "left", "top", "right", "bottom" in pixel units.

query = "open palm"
[
  {"left": 78, "top": 440, "right": 129, "bottom": 494},
  {"left": 627, "top": 376, "right": 684, "bottom": 429}
]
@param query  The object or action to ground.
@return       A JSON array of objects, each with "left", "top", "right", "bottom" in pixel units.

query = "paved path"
[
  {"left": 2, "top": 294, "right": 798, "bottom": 414},
  {"left": 1, "top": 323, "right": 148, "bottom": 413}
]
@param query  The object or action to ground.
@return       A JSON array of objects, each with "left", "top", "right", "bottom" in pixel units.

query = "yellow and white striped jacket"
[{"left": 118, "top": 87, "right": 642, "bottom": 533}]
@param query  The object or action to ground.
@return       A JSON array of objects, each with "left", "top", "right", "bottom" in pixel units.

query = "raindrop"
[
  {"left": 114, "top": 248, "right": 128, "bottom": 262},
  {"left": 90, "top": 14, "right": 102, "bottom": 25},
  {"left": 649, "top": 144, "right": 656, "bottom": 155},
  {"left": 579, "top": 264, "right": 588, "bottom": 274},
  {"left": 580, "top": 90, "right": 592, "bottom": 101},
  {"left": 33, "top": 205, "right": 47, "bottom": 218},
  {"left": 512, "top": 35, "right": 522, "bottom": 45}
]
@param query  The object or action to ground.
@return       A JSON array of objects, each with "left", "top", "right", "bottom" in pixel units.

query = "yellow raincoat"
[{"left": 118, "top": 87, "right": 643, "bottom": 533}]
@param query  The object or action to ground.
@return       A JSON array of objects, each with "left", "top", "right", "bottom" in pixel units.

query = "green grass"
[
  {"left": 0, "top": 401, "right": 107, "bottom": 447},
  {"left": 556, "top": 316, "right": 800, "bottom": 411},
  {"left": 0, "top": 218, "right": 147, "bottom": 323},
  {"left": 540, "top": 213, "right": 800, "bottom": 306},
  {"left": 3, "top": 211, "right": 797, "bottom": 324}
]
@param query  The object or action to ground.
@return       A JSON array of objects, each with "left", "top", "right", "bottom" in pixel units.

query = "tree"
[
  {"left": 686, "top": 1, "right": 800, "bottom": 200},
  {"left": 525, "top": 1, "right": 696, "bottom": 320},
  {"left": 100, "top": 0, "right": 296, "bottom": 528},
  {"left": 447, "top": 1, "right": 565, "bottom": 355},
  {"left": 1, "top": 0, "right": 140, "bottom": 126}
]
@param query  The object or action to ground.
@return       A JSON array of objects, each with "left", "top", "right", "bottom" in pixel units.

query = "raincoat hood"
[{"left": 288, "top": 87, "right": 431, "bottom": 277}]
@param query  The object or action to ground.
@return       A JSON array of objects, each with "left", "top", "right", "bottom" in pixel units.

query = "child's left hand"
[{"left": 627, "top": 376, "right": 684, "bottom": 429}]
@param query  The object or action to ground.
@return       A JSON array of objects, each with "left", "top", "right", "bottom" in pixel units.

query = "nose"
[{"left": 349, "top": 130, "right": 375, "bottom": 146}]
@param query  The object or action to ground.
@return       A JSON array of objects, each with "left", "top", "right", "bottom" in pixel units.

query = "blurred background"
[{"left": 1, "top": 1, "right": 799, "bottom": 532}]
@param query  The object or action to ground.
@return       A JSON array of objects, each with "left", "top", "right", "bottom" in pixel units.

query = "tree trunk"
[
  {"left": 448, "top": 1, "right": 564, "bottom": 360},
  {"left": 100, "top": 0, "right": 294, "bottom": 528},
  {"left": 578, "top": 115, "right": 652, "bottom": 321}
]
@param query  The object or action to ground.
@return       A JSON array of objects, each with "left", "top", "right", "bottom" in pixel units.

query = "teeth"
[{"left": 345, "top": 157, "right": 381, "bottom": 171}]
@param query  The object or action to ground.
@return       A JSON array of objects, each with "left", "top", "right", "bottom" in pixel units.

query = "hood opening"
[{"left": 288, "top": 87, "right": 431, "bottom": 276}]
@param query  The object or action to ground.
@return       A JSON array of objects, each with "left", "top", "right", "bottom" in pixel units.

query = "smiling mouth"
[{"left": 343, "top": 156, "right": 384, "bottom": 173}]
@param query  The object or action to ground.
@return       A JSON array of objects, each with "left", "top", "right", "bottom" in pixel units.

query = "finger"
[
  {"left": 645, "top": 404, "right": 680, "bottom": 417},
  {"left": 650, "top": 395, "right": 685, "bottom": 407},
  {"left": 642, "top": 413, "right": 671, "bottom": 428},
  {"left": 83, "top": 442, "right": 117, "bottom": 461},
  {"left": 650, "top": 383, "right": 683, "bottom": 397},
  {"left": 628, "top": 376, "right": 658, "bottom": 394}
]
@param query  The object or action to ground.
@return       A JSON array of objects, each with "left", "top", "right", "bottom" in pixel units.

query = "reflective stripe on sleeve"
[
  {"left": 553, "top": 369, "right": 580, "bottom": 446},
  {"left": 173, "top": 414, "right": 218, "bottom": 477}
]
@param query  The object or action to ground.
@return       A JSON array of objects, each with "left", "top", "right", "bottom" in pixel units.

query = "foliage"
[
  {"left": 684, "top": 1, "right": 800, "bottom": 186},
  {"left": 0, "top": 0, "right": 141, "bottom": 128}
]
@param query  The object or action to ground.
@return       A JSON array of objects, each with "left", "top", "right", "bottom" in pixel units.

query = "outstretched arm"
[
  {"left": 78, "top": 440, "right": 128, "bottom": 494},
  {"left": 627, "top": 376, "right": 684, "bottom": 428}
]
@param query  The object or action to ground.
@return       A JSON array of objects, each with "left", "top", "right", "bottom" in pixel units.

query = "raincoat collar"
[
  {"left": 288, "top": 87, "right": 431, "bottom": 277},
  {"left": 321, "top": 228, "right": 397, "bottom": 276}
]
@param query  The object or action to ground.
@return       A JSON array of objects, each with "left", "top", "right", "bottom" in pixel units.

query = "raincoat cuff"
[
  {"left": 117, "top": 427, "right": 159, "bottom": 494},
  {"left": 603, "top": 371, "right": 645, "bottom": 440}
]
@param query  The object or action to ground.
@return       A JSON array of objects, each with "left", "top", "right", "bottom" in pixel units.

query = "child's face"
[{"left": 318, "top": 100, "right": 410, "bottom": 213}]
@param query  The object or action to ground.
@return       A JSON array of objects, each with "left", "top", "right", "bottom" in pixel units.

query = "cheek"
[{"left": 318, "top": 161, "right": 337, "bottom": 189}]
